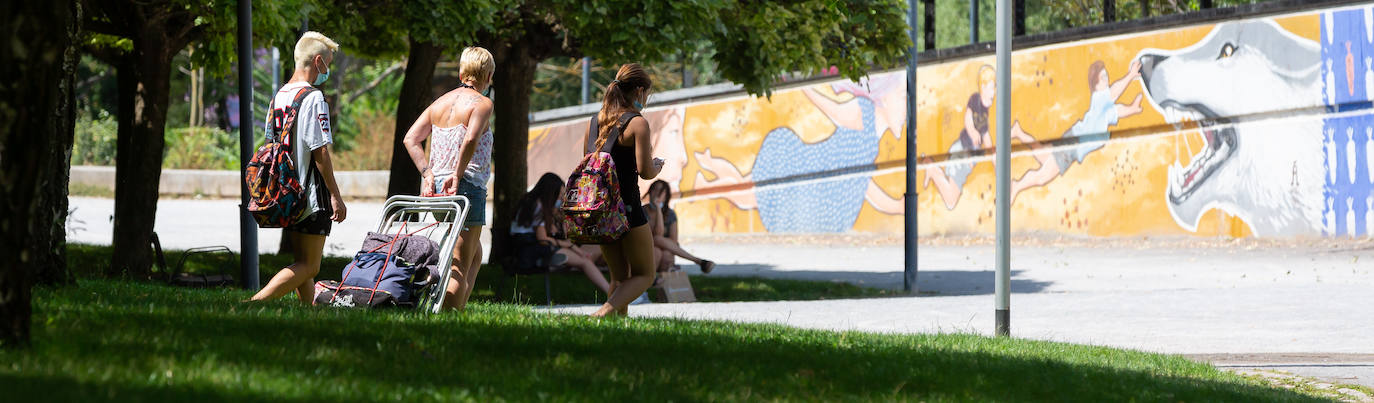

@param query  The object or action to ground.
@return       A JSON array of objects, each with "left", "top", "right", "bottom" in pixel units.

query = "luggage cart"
[{"left": 375, "top": 195, "right": 470, "bottom": 313}]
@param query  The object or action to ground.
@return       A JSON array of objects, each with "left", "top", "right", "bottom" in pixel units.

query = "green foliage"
[
  {"left": 332, "top": 60, "right": 404, "bottom": 152},
  {"left": 546, "top": 0, "right": 912, "bottom": 97},
  {"left": 531, "top": 53, "right": 726, "bottom": 111},
  {"left": 2, "top": 278, "right": 1328, "bottom": 401},
  {"left": 163, "top": 127, "right": 240, "bottom": 170},
  {"left": 924, "top": 0, "right": 1272, "bottom": 50},
  {"left": 313, "top": 0, "right": 510, "bottom": 61},
  {"left": 70, "top": 110, "right": 118, "bottom": 166},
  {"left": 183, "top": 0, "right": 318, "bottom": 78}
]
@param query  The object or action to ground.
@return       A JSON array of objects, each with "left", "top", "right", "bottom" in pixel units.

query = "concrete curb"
[{"left": 70, "top": 165, "right": 391, "bottom": 198}]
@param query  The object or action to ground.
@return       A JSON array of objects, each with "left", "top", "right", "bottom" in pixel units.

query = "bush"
[
  {"left": 162, "top": 126, "right": 240, "bottom": 170},
  {"left": 70, "top": 110, "right": 118, "bottom": 166}
]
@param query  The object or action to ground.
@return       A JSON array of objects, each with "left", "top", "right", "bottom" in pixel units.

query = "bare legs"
[
  {"left": 1009, "top": 121, "right": 1062, "bottom": 204},
  {"left": 250, "top": 231, "right": 326, "bottom": 303},
  {"left": 558, "top": 248, "right": 611, "bottom": 294},
  {"left": 442, "top": 225, "right": 484, "bottom": 311},
  {"left": 922, "top": 156, "right": 964, "bottom": 210},
  {"left": 592, "top": 224, "right": 656, "bottom": 317}
]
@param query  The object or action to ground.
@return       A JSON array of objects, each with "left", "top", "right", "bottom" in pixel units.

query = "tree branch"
[
  {"left": 82, "top": 43, "right": 127, "bottom": 66},
  {"left": 84, "top": 18, "right": 131, "bottom": 38},
  {"left": 346, "top": 61, "right": 406, "bottom": 103},
  {"left": 76, "top": 70, "right": 111, "bottom": 92}
]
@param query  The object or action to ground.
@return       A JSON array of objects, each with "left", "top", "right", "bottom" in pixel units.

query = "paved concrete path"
[{"left": 68, "top": 197, "right": 1374, "bottom": 387}]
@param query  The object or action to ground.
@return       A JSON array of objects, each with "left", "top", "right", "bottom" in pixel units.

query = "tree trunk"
[
  {"left": 1103, "top": 0, "right": 1115, "bottom": 23},
  {"left": 386, "top": 39, "right": 443, "bottom": 197},
  {"left": 0, "top": 0, "right": 79, "bottom": 348},
  {"left": 35, "top": 2, "right": 82, "bottom": 287},
  {"left": 110, "top": 24, "right": 176, "bottom": 278},
  {"left": 921, "top": 0, "right": 935, "bottom": 50},
  {"left": 1014, "top": 0, "right": 1026, "bottom": 36},
  {"left": 487, "top": 41, "right": 538, "bottom": 263}
]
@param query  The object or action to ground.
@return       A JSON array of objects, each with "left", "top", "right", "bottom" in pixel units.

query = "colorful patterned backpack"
[
  {"left": 245, "top": 87, "right": 318, "bottom": 228},
  {"left": 561, "top": 112, "right": 640, "bottom": 244}
]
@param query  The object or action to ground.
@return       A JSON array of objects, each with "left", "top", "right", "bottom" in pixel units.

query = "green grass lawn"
[
  {"left": 66, "top": 243, "right": 896, "bottom": 305},
  {"left": 0, "top": 279, "right": 1328, "bottom": 402}
]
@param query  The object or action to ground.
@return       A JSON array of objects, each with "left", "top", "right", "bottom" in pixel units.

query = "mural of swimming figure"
[
  {"left": 1136, "top": 17, "right": 1328, "bottom": 236},
  {"left": 1007, "top": 59, "right": 1144, "bottom": 204},
  {"left": 694, "top": 74, "right": 907, "bottom": 232},
  {"left": 922, "top": 66, "right": 995, "bottom": 210}
]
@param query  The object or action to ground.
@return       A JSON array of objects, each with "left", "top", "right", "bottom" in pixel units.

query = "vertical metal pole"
[
  {"left": 970, "top": 0, "right": 979, "bottom": 44},
  {"left": 681, "top": 51, "right": 694, "bottom": 88},
  {"left": 580, "top": 57, "right": 591, "bottom": 104},
  {"left": 904, "top": 0, "right": 919, "bottom": 294},
  {"left": 994, "top": 0, "right": 1012, "bottom": 337},
  {"left": 237, "top": 0, "right": 260, "bottom": 291},
  {"left": 270, "top": 48, "right": 280, "bottom": 89}
]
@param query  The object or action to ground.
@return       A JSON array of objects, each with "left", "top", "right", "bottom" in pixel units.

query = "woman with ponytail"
[{"left": 585, "top": 63, "right": 663, "bottom": 317}]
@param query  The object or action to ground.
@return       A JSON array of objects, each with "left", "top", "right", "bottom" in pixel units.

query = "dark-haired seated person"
[
  {"left": 642, "top": 180, "right": 714, "bottom": 273},
  {"left": 510, "top": 173, "right": 610, "bottom": 294}
]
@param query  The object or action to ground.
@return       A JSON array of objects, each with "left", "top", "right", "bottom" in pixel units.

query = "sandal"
[{"left": 698, "top": 259, "right": 715, "bottom": 274}]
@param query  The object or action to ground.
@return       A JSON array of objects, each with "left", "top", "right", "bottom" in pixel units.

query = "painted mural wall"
[{"left": 527, "top": 4, "right": 1374, "bottom": 238}]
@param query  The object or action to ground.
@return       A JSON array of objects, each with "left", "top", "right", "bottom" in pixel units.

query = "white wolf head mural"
[{"left": 1136, "top": 19, "right": 1327, "bottom": 236}]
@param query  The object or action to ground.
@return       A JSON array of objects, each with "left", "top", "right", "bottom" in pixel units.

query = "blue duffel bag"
[{"left": 316, "top": 252, "right": 430, "bottom": 308}]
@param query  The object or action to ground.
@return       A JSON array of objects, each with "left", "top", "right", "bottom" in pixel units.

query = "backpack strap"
[
  {"left": 282, "top": 87, "right": 320, "bottom": 147},
  {"left": 584, "top": 111, "right": 642, "bottom": 154}
]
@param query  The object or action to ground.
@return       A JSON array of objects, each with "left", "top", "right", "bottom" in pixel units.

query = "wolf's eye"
[{"left": 1217, "top": 43, "right": 1236, "bottom": 59}]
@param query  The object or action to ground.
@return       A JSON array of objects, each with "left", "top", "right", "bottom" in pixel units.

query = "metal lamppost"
[{"left": 236, "top": 0, "right": 260, "bottom": 291}]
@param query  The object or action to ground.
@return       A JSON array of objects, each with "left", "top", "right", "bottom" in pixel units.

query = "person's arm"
[
  {"left": 963, "top": 107, "right": 985, "bottom": 149},
  {"left": 1109, "top": 59, "right": 1143, "bottom": 101},
  {"left": 402, "top": 101, "right": 436, "bottom": 196},
  {"left": 313, "top": 145, "right": 346, "bottom": 222},
  {"left": 1115, "top": 93, "right": 1144, "bottom": 120},
  {"left": 446, "top": 96, "right": 493, "bottom": 194},
  {"left": 534, "top": 223, "right": 569, "bottom": 248},
  {"left": 629, "top": 117, "right": 663, "bottom": 179},
  {"left": 666, "top": 209, "right": 679, "bottom": 242},
  {"left": 646, "top": 205, "right": 664, "bottom": 237},
  {"left": 802, "top": 88, "right": 863, "bottom": 131}
]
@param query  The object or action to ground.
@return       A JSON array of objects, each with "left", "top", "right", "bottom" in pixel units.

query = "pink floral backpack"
[{"left": 561, "top": 112, "right": 640, "bottom": 244}]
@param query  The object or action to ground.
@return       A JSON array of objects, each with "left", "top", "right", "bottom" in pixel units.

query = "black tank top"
[{"left": 585, "top": 112, "right": 648, "bottom": 228}]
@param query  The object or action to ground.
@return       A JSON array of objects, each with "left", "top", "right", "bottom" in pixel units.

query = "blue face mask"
[{"left": 313, "top": 60, "right": 330, "bottom": 86}]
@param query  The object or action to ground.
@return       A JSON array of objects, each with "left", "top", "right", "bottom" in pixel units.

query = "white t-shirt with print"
[{"left": 265, "top": 81, "right": 333, "bottom": 216}]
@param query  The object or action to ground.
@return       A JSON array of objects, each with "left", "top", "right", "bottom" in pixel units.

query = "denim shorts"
[{"left": 436, "top": 174, "right": 486, "bottom": 228}]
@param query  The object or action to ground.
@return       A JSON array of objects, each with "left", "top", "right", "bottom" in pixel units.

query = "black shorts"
[
  {"left": 286, "top": 174, "right": 334, "bottom": 236},
  {"left": 285, "top": 210, "right": 332, "bottom": 236}
]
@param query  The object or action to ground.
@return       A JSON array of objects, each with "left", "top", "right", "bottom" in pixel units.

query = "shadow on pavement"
[
  {"left": 706, "top": 264, "right": 1052, "bottom": 295},
  {"left": 915, "top": 270, "right": 1052, "bottom": 295}
]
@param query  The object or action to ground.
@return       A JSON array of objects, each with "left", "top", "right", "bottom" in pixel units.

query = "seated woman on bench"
[
  {"left": 511, "top": 173, "right": 611, "bottom": 294},
  {"left": 643, "top": 180, "right": 714, "bottom": 273}
]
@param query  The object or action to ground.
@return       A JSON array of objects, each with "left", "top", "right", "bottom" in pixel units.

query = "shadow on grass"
[
  {"left": 2, "top": 280, "right": 1325, "bottom": 402},
  {"left": 66, "top": 244, "right": 895, "bottom": 306}
]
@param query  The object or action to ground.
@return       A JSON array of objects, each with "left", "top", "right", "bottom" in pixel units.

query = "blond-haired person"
[
  {"left": 403, "top": 47, "right": 495, "bottom": 311},
  {"left": 250, "top": 31, "right": 348, "bottom": 303}
]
